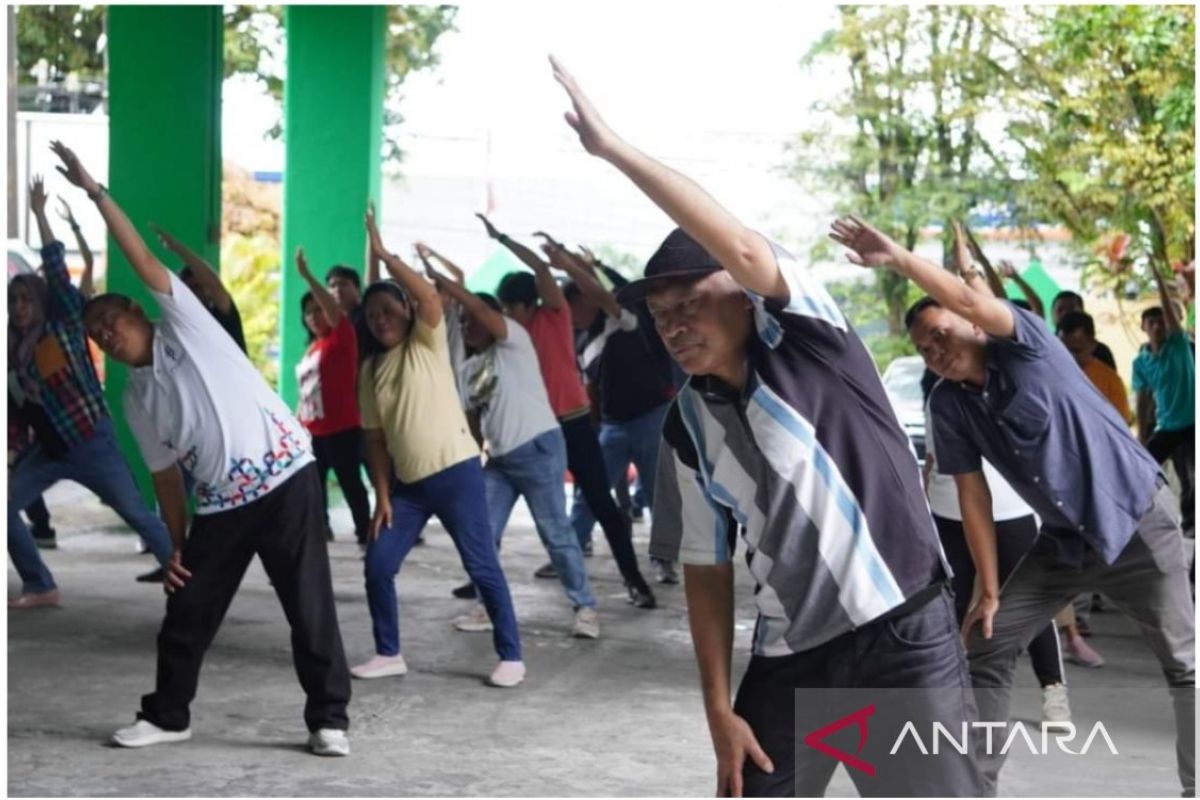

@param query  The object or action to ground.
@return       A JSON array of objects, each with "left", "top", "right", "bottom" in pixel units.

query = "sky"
[{"left": 222, "top": 2, "right": 856, "bottom": 275}]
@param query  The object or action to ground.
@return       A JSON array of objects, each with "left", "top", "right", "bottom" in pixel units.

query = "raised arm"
[
  {"left": 152, "top": 224, "right": 233, "bottom": 312},
  {"left": 51, "top": 140, "right": 171, "bottom": 295},
  {"left": 958, "top": 222, "right": 1006, "bottom": 298},
  {"left": 831, "top": 215, "right": 1016, "bottom": 339},
  {"left": 56, "top": 197, "right": 95, "bottom": 297},
  {"left": 29, "top": 176, "right": 56, "bottom": 248},
  {"left": 536, "top": 233, "right": 622, "bottom": 320},
  {"left": 551, "top": 56, "right": 787, "bottom": 303},
  {"left": 476, "top": 213, "right": 565, "bottom": 309},
  {"left": 1152, "top": 266, "right": 1183, "bottom": 335},
  {"left": 951, "top": 221, "right": 995, "bottom": 298},
  {"left": 424, "top": 244, "right": 465, "bottom": 284},
  {"left": 366, "top": 202, "right": 442, "bottom": 326},
  {"left": 416, "top": 242, "right": 508, "bottom": 341},
  {"left": 295, "top": 247, "right": 345, "bottom": 328}
]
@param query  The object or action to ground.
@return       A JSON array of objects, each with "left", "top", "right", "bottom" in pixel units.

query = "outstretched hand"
[
  {"left": 49, "top": 140, "right": 100, "bottom": 195},
  {"left": 365, "top": 201, "right": 387, "bottom": 258},
  {"left": 55, "top": 196, "right": 77, "bottom": 226},
  {"left": 475, "top": 213, "right": 502, "bottom": 240},
  {"left": 295, "top": 247, "right": 313, "bottom": 281},
  {"left": 29, "top": 176, "right": 48, "bottom": 216},
  {"left": 150, "top": 224, "right": 181, "bottom": 252},
  {"left": 951, "top": 221, "right": 972, "bottom": 275},
  {"left": 533, "top": 231, "right": 564, "bottom": 251},
  {"left": 828, "top": 216, "right": 907, "bottom": 270},
  {"left": 549, "top": 55, "right": 621, "bottom": 159}
]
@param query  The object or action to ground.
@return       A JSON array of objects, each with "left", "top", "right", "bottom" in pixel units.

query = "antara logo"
[
  {"left": 803, "top": 704, "right": 877, "bottom": 776},
  {"left": 890, "top": 721, "right": 1120, "bottom": 757}
]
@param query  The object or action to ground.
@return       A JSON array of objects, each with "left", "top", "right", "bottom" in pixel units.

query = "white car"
[{"left": 881, "top": 355, "right": 927, "bottom": 463}]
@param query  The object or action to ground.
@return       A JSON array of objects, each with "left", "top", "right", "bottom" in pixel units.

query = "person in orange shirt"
[{"left": 1058, "top": 311, "right": 1132, "bottom": 423}]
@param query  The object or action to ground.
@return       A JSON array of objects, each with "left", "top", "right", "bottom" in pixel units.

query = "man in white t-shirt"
[
  {"left": 417, "top": 243, "right": 600, "bottom": 640},
  {"left": 53, "top": 141, "right": 352, "bottom": 758}
]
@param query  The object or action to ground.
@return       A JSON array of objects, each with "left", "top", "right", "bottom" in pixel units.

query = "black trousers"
[
  {"left": 1148, "top": 425, "right": 1195, "bottom": 532},
  {"left": 935, "top": 514, "right": 1064, "bottom": 687},
  {"left": 734, "top": 587, "right": 981, "bottom": 797},
  {"left": 312, "top": 427, "right": 372, "bottom": 544},
  {"left": 559, "top": 413, "right": 649, "bottom": 592},
  {"left": 138, "top": 463, "right": 351, "bottom": 733}
]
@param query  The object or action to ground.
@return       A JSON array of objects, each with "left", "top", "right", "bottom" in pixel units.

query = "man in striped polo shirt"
[{"left": 552, "top": 58, "right": 980, "bottom": 797}]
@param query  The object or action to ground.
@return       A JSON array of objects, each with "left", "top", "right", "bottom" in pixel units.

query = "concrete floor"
[{"left": 7, "top": 481, "right": 1191, "bottom": 797}]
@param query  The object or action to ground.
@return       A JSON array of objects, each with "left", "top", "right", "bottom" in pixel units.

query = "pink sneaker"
[
  {"left": 487, "top": 660, "right": 526, "bottom": 688},
  {"left": 1064, "top": 634, "right": 1105, "bottom": 668},
  {"left": 349, "top": 654, "right": 408, "bottom": 679},
  {"left": 8, "top": 589, "right": 60, "bottom": 610}
]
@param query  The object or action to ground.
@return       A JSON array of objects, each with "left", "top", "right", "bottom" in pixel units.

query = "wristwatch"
[{"left": 87, "top": 184, "right": 108, "bottom": 202}]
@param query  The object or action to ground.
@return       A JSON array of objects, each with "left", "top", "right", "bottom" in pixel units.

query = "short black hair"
[
  {"left": 325, "top": 265, "right": 361, "bottom": 289},
  {"left": 1142, "top": 306, "right": 1165, "bottom": 323},
  {"left": 904, "top": 296, "right": 942, "bottom": 331},
  {"left": 476, "top": 292, "right": 501, "bottom": 313},
  {"left": 82, "top": 292, "right": 135, "bottom": 322},
  {"left": 1052, "top": 290, "right": 1083, "bottom": 309},
  {"left": 300, "top": 291, "right": 317, "bottom": 342},
  {"left": 1057, "top": 310, "right": 1095, "bottom": 339},
  {"left": 496, "top": 271, "right": 538, "bottom": 308}
]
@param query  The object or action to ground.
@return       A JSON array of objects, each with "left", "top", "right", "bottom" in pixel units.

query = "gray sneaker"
[
  {"left": 308, "top": 728, "right": 350, "bottom": 757},
  {"left": 572, "top": 607, "right": 600, "bottom": 639}
]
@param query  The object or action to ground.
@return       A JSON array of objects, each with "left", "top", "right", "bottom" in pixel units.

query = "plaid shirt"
[{"left": 10, "top": 242, "right": 109, "bottom": 453}]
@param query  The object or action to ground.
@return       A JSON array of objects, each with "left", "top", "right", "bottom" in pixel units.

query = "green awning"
[
  {"left": 466, "top": 247, "right": 529, "bottom": 294},
  {"left": 1005, "top": 259, "right": 1061, "bottom": 321}
]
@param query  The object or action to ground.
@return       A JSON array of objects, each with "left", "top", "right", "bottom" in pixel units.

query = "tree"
[
  {"left": 792, "top": 6, "right": 1012, "bottom": 336},
  {"left": 984, "top": 6, "right": 1195, "bottom": 295},
  {"left": 224, "top": 5, "right": 458, "bottom": 167},
  {"left": 15, "top": 5, "right": 105, "bottom": 83},
  {"left": 16, "top": 5, "right": 458, "bottom": 166}
]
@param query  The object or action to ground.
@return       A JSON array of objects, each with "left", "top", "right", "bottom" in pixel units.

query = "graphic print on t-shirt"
[
  {"left": 194, "top": 408, "right": 309, "bottom": 510},
  {"left": 296, "top": 347, "right": 325, "bottom": 423}
]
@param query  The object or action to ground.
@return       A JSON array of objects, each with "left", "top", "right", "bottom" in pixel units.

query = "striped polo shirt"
[{"left": 649, "top": 241, "right": 948, "bottom": 657}]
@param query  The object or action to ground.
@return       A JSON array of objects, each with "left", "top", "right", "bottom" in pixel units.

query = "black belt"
[{"left": 876, "top": 580, "right": 948, "bottom": 624}]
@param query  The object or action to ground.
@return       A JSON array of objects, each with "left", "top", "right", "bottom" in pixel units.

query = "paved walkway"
[{"left": 7, "top": 481, "right": 1189, "bottom": 796}]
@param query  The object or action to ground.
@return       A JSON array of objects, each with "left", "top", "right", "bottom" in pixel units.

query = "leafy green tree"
[
  {"left": 15, "top": 5, "right": 105, "bottom": 83},
  {"left": 793, "top": 6, "right": 1012, "bottom": 337}
]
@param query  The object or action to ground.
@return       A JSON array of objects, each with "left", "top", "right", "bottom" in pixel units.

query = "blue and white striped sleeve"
[
  {"left": 649, "top": 430, "right": 735, "bottom": 566},
  {"left": 744, "top": 236, "right": 848, "bottom": 349}
]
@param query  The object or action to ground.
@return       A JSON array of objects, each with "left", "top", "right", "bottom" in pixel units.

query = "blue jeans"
[
  {"left": 486, "top": 429, "right": 595, "bottom": 609},
  {"left": 8, "top": 417, "right": 173, "bottom": 593},
  {"left": 364, "top": 457, "right": 521, "bottom": 661},
  {"left": 571, "top": 403, "right": 669, "bottom": 547}
]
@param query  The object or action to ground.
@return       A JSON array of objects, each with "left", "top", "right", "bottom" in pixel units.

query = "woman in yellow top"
[{"left": 349, "top": 204, "right": 524, "bottom": 689}]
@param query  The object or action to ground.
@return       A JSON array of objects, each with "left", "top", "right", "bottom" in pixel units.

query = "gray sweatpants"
[{"left": 968, "top": 485, "right": 1195, "bottom": 797}]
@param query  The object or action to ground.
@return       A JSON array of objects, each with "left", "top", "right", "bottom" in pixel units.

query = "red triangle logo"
[{"left": 802, "top": 703, "right": 877, "bottom": 776}]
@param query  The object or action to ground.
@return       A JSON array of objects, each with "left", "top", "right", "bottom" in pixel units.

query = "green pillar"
[
  {"left": 280, "top": 5, "right": 385, "bottom": 405},
  {"left": 107, "top": 5, "right": 222, "bottom": 501}
]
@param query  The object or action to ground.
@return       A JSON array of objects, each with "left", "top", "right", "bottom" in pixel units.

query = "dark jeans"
[
  {"left": 365, "top": 457, "right": 521, "bottom": 661},
  {"left": 138, "top": 464, "right": 351, "bottom": 733},
  {"left": 312, "top": 426, "right": 372, "bottom": 544},
  {"left": 559, "top": 413, "right": 650, "bottom": 592},
  {"left": 935, "top": 513, "right": 1063, "bottom": 687},
  {"left": 734, "top": 586, "right": 981, "bottom": 797},
  {"left": 24, "top": 496, "right": 52, "bottom": 535},
  {"left": 1147, "top": 425, "right": 1195, "bottom": 532}
]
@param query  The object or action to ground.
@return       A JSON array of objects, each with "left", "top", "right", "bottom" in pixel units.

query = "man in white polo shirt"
[{"left": 53, "top": 141, "right": 352, "bottom": 758}]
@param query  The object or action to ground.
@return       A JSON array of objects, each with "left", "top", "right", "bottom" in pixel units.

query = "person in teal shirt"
[{"left": 1133, "top": 269, "right": 1194, "bottom": 533}]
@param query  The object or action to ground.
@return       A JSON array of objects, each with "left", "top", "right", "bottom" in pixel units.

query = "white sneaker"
[
  {"left": 488, "top": 660, "right": 526, "bottom": 688},
  {"left": 452, "top": 603, "right": 493, "bottom": 633},
  {"left": 572, "top": 607, "right": 600, "bottom": 639},
  {"left": 308, "top": 728, "right": 350, "bottom": 757},
  {"left": 349, "top": 654, "right": 408, "bottom": 679},
  {"left": 1041, "top": 683, "right": 1071, "bottom": 723},
  {"left": 111, "top": 719, "right": 192, "bottom": 748}
]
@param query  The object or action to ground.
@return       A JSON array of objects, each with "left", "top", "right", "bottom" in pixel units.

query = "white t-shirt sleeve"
[
  {"left": 123, "top": 393, "right": 177, "bottom": 472},
  {"left": 151, "top": 271, "right": 239, "bottom": 351}
]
